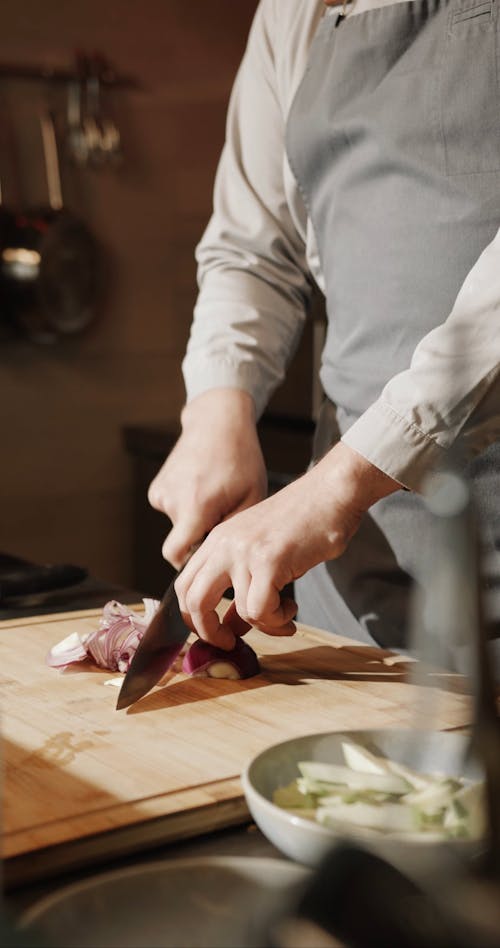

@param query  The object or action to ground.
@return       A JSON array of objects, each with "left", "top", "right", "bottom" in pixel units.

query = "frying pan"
[{"left": 0, "top": 111, "right": 101, "bottom": 343}]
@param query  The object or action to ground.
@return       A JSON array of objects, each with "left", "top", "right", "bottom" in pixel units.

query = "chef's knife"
[{"left": 116, "top": 571, "right": 190, "bottom": 710}]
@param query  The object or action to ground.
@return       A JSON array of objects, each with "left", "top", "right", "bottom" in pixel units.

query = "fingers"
[
  {"left": 187, "top": 608, "right": 237, "bottom": 651},
  {"left": 246, "top": 575, "right": 297, "bottom": 628},
  {"left": 147, "top": 478, "right": 166, "bottom": 513},
  {"left": 246, "top": 592, "right": 298, "bottom": 638},
  {"left": 176, "top": 551, "right": 236, "bottom": 649},
  {"left": 232, "top": 566, "right": 297, "bottom": 632},
  {"left": 148, "top": 458, "right": 222, "bottom": 569},
  {"left": 175, "top": 540, "right": 297, "bottom": 648}
]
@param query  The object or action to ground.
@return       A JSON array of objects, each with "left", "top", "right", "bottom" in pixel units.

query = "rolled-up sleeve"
[
  {"left": 184, "top": 0, "right": 500, "bottom": 490},
  {"left": 182, "top": 0, "right": 314, "bottom": 419},
  {"left": 342, "top": 228, "right": 500, "bottom": 489}
]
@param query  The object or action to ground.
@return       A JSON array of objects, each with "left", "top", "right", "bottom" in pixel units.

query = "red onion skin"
[
  {"left": 47, "top": 601, "right": 260, "bottom": 683},
  {"left": 46, "top": 599, "right": 159, "bottom": 671},
  {"left": 182, "top": 637, "right": 260, "bottom": 679},
  {"left": 46, "top": 633, "right": 88, "bottom": 668}
]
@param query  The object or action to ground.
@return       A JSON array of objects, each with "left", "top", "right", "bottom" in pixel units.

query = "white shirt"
[{"left": 182, "top": 0, "right": 500, "bottom": 490}]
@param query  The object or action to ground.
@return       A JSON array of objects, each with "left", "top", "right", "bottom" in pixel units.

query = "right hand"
[
  {"left": 147, "top": 388, "right": 268, "bottom": 569},
  {"left": 175, "top": 440, "right": 401, "bottom": 648}
]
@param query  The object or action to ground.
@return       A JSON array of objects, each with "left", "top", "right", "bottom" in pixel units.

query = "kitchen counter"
[{"left": 1, "top": 600, "right": 474, "bottom": 946}]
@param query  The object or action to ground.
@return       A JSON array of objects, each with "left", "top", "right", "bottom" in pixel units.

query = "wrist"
[
  {"left": 317, "top": 441, "right": 402, "bottom": 515},
  {"left": 181, "top": 388, "right": 257, "bottom": 432}
]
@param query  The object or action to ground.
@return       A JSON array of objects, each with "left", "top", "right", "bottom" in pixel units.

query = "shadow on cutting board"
[{"left": 124, "top": 643, "right": 470, "bottom": 714}]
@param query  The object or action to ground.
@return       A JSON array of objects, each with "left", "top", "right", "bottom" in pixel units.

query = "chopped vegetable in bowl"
[{"left": 272, "top": 737, "right": 485, "bottom": 841}]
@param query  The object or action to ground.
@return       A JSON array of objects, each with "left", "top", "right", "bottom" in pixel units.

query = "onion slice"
[
  {"left": 182, "top": 636, "right": 260, "bottom": 680},
  {"left": 46, "top": 599, "right": 159, "bottom": 672}
]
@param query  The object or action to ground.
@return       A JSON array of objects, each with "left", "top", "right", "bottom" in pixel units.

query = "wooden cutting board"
[{"left": 1, "top": 604, "right": 472, "bottom": 887}]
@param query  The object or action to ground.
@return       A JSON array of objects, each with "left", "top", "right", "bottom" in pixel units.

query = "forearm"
[
  {"left": 182, "top": 1, "right": 313, "bottom": 418},
  {"left": 343, "top": 227, "right": 500, "bottom": 490},
  {"left": 180, "top": 387, "right": 257, "bottom": 434},
  {"left": 182, "top": 272, "right": 308, "bottom": 419},
  {"left": 149, "top": 387, "right": 267, "bottom": 569},
  {"left": 315, "top": 441, "right": 402, "bottom": 518},
  {"left": 298, "top": 441, "right": 402, "bottom": 561}
]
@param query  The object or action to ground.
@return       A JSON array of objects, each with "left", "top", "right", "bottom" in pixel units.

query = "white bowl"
[{"left": 242, "top": 729, "right": 484, "bottom": 881}]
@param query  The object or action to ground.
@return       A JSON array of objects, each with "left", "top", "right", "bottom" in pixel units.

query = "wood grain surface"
[{"left": 1, "top": 606, "right": 472, "bottom": 886}]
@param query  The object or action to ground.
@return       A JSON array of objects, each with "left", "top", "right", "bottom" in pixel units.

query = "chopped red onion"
[
  {"left": 46, "top": 631, "right": 88, "bottom": 667},
  {"left": 182, "top": 636, "right": 260, "bottom": 680},
  {"left": 46, "top": 599, "right": 159, "bottom": 672}
]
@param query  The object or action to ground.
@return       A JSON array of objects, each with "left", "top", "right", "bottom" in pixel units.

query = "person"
[{"left": 148, "top": 0, "right": 500, "bottom": 654}]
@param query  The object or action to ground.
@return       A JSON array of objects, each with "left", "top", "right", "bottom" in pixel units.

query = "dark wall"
[{"left": 0, "top": 1, "right": 259, "bottom": 583}]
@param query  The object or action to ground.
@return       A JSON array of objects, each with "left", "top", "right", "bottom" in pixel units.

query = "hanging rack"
[{"left": 0, "top": 54, "right": 140, "bottom": 89}]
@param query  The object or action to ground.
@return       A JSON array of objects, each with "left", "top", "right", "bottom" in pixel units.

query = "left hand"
[{"left": 175, "top": 442, "right": 401, "bottom": 649}]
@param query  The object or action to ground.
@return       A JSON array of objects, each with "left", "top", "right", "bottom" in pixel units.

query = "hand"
[
  {"left": 147, "top": 388, "right": 268, "bottom": 569},
  {"left": 175, "top": 441, "right": 401, "bottom": 648}
]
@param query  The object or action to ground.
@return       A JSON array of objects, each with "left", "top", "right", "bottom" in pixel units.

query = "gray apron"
[{"left": 285, "top": 0, "right": 500, "bottom": 649}]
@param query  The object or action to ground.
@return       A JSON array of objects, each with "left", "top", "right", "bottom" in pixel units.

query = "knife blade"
[{"left": 116, "top": 572, "right": 190, "bottom": 710}]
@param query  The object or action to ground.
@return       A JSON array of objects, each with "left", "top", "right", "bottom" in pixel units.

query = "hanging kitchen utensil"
[
  {"left": 1, "top": 110, "right": 101, "bottom": 342},
  {"left": 0, "top": 99, "right": 41, "bottom": 338},
  {"left": 83, "top": 54, "right": 122, "bottom": 168},
  {"left": 0, "top": 177, "right": 16, "bottom": 290},
  {"left": 66, "top": 78, "right": 89, "bottom": 167},
  {"left": 82, "top": 66, "right": 104, "bottom": 166},
  {"left": 38, "top": 111, "right": 101, "bottom": 335},
  {"left": 64, "top": 52, "right": 122, "bottom": 170},
  {"left": 0, "top": 189, "right": 18, "bottom": 341}
]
